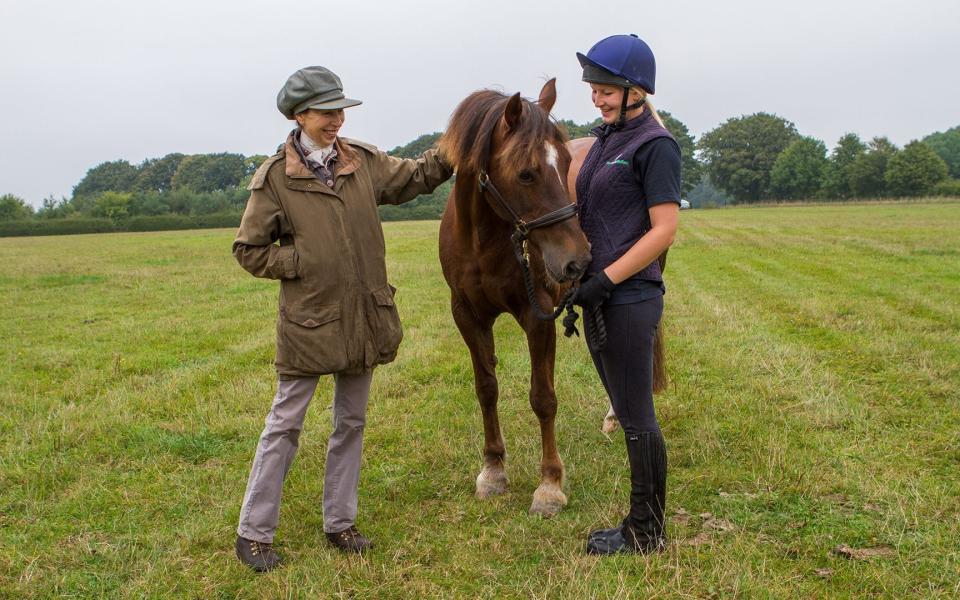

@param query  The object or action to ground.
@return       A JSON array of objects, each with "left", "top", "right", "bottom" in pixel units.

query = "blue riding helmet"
[{"left": 577, "top": 34, "right": 656, "bottom": 95}]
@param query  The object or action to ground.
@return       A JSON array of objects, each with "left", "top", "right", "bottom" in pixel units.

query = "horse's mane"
[{"left": 439, "top": 90, "right": 568, "bottom": 175}]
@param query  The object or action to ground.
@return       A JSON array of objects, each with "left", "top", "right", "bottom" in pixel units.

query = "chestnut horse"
[{"left": 438, "top": 80, "right": 591, "bottom": 516}]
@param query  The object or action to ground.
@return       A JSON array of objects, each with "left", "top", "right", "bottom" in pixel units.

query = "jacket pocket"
[
  {"left": 371, "top": 284, "right": 403, "bottom": 362},
  {"left": 276, "top": 303, "right": 348, "bottom": 374}
]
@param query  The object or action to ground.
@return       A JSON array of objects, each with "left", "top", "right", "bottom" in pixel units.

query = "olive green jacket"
[{"left": 233, "top": 132, "right": 451, "bottom": 377}]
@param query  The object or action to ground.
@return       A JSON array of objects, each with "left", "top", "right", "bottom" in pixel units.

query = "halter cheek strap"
[{"left": 477, "top": 171, "right": 579, "bottom": 238}]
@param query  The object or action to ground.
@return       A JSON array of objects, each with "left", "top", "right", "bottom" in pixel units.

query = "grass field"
[{"left": 2, "top": 201, "right": 958, "bottom": 598}]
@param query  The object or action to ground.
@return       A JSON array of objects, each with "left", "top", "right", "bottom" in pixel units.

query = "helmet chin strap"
[{"left": 615, "top": 90, "right": 646, "bottom": 128}]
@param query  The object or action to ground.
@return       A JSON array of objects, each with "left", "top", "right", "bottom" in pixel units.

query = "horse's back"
[{"left": 565, "top": 137, "right": 596, "bottom": 203}]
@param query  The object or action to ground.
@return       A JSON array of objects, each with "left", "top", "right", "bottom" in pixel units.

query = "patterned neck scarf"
[{"left": 293, "top": 128, "right": 338, "bottom": 184}]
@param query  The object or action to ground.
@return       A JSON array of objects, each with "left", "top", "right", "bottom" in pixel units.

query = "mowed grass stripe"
[
  {"left": 673, "top": 206, "right": 960, "bottom": 556},
  {"left": 673, "top": 208, "right": 958, "bottom": 475}
]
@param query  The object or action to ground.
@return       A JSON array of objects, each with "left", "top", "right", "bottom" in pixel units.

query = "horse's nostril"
[{"left": 564, "top": 261, "right": 586, "bottom": 282}]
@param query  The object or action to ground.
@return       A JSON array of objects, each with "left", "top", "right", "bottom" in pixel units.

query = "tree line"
[
  {"left": 697, "top": 116, "right": 959, "bottom": 204},
  {"left": 2, "top": 113, "right": 958, "bottom": 236}
]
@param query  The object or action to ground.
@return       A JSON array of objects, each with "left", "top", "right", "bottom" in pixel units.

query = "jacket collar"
[{"left": 283, "top": 132, "right": 360, "bottom": 179}]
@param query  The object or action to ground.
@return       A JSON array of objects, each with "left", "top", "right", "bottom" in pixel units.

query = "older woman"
[
  {"left": 569, "top": 35, "right": 682, "bottom": 555},
  {"left": 232, "top": 66, "right": 452, "bottom": 571}
]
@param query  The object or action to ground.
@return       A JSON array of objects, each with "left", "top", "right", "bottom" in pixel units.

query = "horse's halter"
[
  {"left": 476, "top": 170, "right": 579, "bottom": 266},
  {"left": 475, "top": 168, "right": 585, "bottom": 333}
]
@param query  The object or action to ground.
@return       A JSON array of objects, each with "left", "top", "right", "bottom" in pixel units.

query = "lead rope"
[
  {"left": 511, "top": 229, "right": 607, "bottom": 351},
  {"left": 511, "top": 229, "right": 572, "bottom": 322}
]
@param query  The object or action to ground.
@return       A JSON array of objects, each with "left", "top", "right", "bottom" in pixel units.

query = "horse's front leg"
[
  {"left": 451, "top": 296, "right": 508, "bottom": 498},
  {"left": 524, "top": 316, "right": 567, "bottom": 517}
]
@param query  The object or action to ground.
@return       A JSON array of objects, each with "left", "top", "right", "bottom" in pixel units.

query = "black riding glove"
[{"left": 571, "top": 272, "right": 616, "bottom": 309}]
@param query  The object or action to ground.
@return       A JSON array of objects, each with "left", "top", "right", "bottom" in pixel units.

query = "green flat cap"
[{"left": 277, "top": 66, "right": 362, "bottom": 119}]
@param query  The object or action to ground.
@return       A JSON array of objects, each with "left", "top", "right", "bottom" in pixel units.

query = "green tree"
[
  {"left": 379, "top": 180, "right": 453, "bottom": 221},
  {"left": 698, "top": 113, "right": 799, "bottom": 203},
  {"left": 243, "top": 155, "right": 268, "bottom": 176},
  {"left": 848, "top": 137, "right": 898, "bottom": 198},
  {"left": 769, "top": 137, "right": 829, "bottom": 200},
  {"left": 170, "top": 153, "right": 247, "bottom": 192},
  {"left": 922, "top": 126, "right": 960, "bottom": 178},
  {"left": 885, "top": 141, "right": 949, "bottom": 197},
  {"left": 388, "top": 133, "right": 443, "bottom": 158},
  {"left": 165, "top": 188, "right": 195, "bottom": 215},
  {"left": 73, "top": 160, "right": 140, "bottom": 198},
  {"left": 659, "top": 110, "right": 702, "bottom": 195},
  {"left": 129, "top": 191, "right": 170, "bottom": 216},
  {"left": 557, "top": 118, "right": 602, "bottom": 140},
  {"left": 820, "top": 133, "right": 867, "bottom": 199},
  {"left": 686, "top": 176, "right": 733, "bottom": 207},
  {"left": 932, "top": 178, "right": 960, "bottom": 196},
  {"left": 381, "top": 134, "right": 451, "bottom": 221},
  {"left": 239, "top": 155, "right": 270, "bottom": 189},
  {"left": 135, "top": 153, "right": 185, "bottom": 192},
  {"left": 91, "top": 191, "right": 132, "bottom": 221},
  {"left": 0, "top": 194, "right": 35, "bottom": 220},
  {"left": 36, "top": 195, "right": 73, "bottom": 219}
]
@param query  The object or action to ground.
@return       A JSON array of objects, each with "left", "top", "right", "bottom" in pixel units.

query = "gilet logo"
[{"left": 605, "top": 153, "right": 629, "bottom": 167}]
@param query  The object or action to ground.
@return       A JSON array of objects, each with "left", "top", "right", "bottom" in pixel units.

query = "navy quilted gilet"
[{"left": 575, "top": 111, "right": 675, "bottom": 281}]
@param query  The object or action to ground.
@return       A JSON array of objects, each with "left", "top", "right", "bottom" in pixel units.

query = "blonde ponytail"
[
  {"left": 645, "top": 99, "right": 666, "bottom": 129},
  {"left": 632, "top": 87, "right": 665, "bottom": 128}
]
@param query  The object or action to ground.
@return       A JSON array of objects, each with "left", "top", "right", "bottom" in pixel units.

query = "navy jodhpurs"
[{"left": 585, "top": 295, "right": 664, "bottom": 436}]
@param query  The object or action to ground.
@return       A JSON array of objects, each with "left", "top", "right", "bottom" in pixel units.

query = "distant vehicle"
[{"left": 680, "top": 199, "right": 691, "bottom": 210}]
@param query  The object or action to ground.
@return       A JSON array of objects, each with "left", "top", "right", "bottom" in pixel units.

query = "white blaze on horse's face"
[{"left": 544, "top": 142, "right": 564, "bottom": 188}]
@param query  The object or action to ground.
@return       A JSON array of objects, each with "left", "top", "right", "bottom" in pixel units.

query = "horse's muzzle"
[{"left": 561, "top": 258, "right": 588, "bottom": 283}]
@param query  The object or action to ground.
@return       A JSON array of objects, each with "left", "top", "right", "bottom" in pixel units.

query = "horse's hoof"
[
  {"left": 601, "top": 415, "right": 620, "bottom": 434},
  {"left": 602, "top": 405, "right": 619, "bottom": 434},
  {"left": 476, "top": 467, "right": 508, "bottom": 499},
  {"left": 529, "top": 484, "right": 567, "bottom": 517}
]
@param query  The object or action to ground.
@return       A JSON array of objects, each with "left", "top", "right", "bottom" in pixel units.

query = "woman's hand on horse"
[{"left": 572, "top": 271, "right": 616, "bottom": 309}]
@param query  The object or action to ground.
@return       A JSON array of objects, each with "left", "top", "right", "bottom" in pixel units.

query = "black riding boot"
[{"left": 586, "top": 430, "right": 667, "bottom": 555}]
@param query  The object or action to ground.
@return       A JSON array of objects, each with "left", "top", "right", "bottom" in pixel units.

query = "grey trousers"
[{"left": 236, "top": 371, "right": 372, "bottom": 543}]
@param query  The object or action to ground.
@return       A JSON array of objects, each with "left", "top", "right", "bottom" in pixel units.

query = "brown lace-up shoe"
[
  {"left": 325, "top": 525, "right": 373, "bottom": 553},
  {"left": 235, "top": 535, "right": 283, "bottom": 572}
]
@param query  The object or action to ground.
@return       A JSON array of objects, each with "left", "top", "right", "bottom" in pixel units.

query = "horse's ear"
[
  {"left": 538, "top": 78, "right": 557, "bottom": 114},
  {"left": 503, "top": 92, "right": 523, "bottom": 132}
]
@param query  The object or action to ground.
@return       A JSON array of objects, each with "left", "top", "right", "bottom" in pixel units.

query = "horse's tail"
[
  {"left": 652, "top": 325, "right": 667, "bottom": 393},
  {"left": 652, "top": 249, "right": 669, "bottom": 393}
]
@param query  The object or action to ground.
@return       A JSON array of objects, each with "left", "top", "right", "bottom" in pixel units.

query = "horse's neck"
[{"left": 452, "top": 175, "right": 514, "bottom": 251}]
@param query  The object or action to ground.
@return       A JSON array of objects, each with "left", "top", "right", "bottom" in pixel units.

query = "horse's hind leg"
[
  {"left": 602, "top": 403, "right": 620, "bottom": 434},
  {"left": 524, "top": 318, "right": 567, "bottom": 517},
  {"left": 451, "top": 296, "right": 508, "bottom": 498}
]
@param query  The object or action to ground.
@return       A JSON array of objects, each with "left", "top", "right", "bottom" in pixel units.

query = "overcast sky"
[{"left": 2, "top": 0, "right": 958, "bottom": 206}]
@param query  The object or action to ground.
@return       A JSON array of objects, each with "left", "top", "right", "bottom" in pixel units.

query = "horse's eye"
[{"left": 518, "top": 170, "right": 535, "bottom": 184}]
